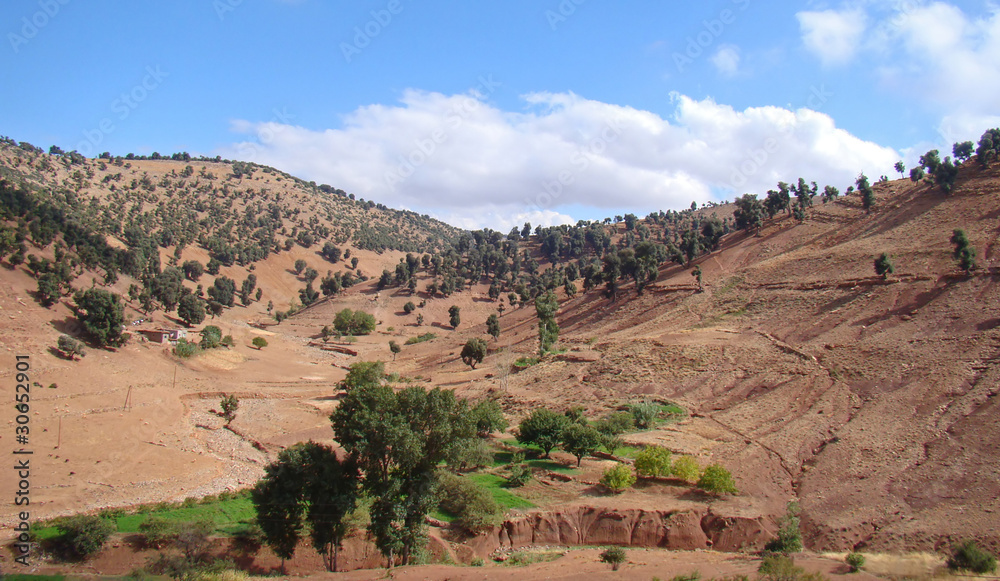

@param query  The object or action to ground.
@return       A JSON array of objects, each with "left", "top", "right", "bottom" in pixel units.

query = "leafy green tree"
[
  {"left": 764, "top": 502, "right": 803, "bottom": 554},
  {"left": 857, "top": 173, "right": 875, "bottom": 212},
  {"left": 821, "top": 185, "right": 840, "bottom": 203},
  {"left": 333, "top": 308, "right": 377, "bottom": 335},
  {"left": 293, "top": 259, "right": 306, "bottom": 274},
  {"left": 758, "top": 554, "right": 804, "bottom": 581},
  {"left": 561, "top": 423, "right": 602, "bottom": 466},
  {"left": 220, "top": 394, "right": 239, "bottom": 425},
  {"left": 388, "top": 340, "right": 401, "bottom": 361},
  {"left": 874, "top": 253, "right": 894, "bottom": 279},
  {"left": 73, "top": 289, "right": 127, "bottom": 347},
  {"left": 182, "top": 260, "right": 204, "bottom": 281},
  {"left": 535, "top": 291, "right": 559, "bottom": 355},
  {"left": 919, "top": 149, "right": 941, "bottom": 174},
  {"left": 634, "top": 445, "right": 672, "bottom": 478},
  {"left": 177, "top": 293, "right": 205, "bottom": 327},
  {"left": 321, "top": 241, "right": 342, "bottom": 263},
  {"left": 469, "top": 399, "right": 508, "bottom": 437},
  {"left": 697, "top": 464, "right": 738, "bottom": 495},
  {"left": 951, "top": 229, "right": 977, "bottom": 274},
  {"left": 910, "top": 167, "right": 925, "bottom": 182},
  {"left": 403, "top": 301, "right": 416, "bottom": 314},
  {"left": 252, "top": 336, "right": 268, "bottom": 350},
  {"left": 517, "top": 408, "right": 569, "bottom": 458},
  {"left": 486, "top": 313, "right": 500, "bottom": 341},
  {"left": 449, "top": 305, "right": 461, "bottom": 329},
  {"left": 953, "top": 141, "right": 974, "bottom": 163},
  {"left": 671, "top": 455, "right": 701, "bottom": 483},
  {"left": 977, "top": 128, "right": 1000, "bottom": 166},
  {"left": 444, "top": 437, "right": 494, "bottom": 472},
  {"left": 37, "top": 272, "right": 62, "bottom": 307},
  {"left": 330, "top": 384, "right": 473, "bottom": 565},
  {"left": 200, "top": 325, "right": 222, "bottom": 349},
  {"left": 894, "top": 161, "right": 905, "bottom": 177},
  {"left": 461, "top": 338, "right": 488, "bottom": 369},
  {"left": 207, "top": 276, "right": 236, "bottom": 307},
  {"left": 600, "top": 463, "right": 636, "bottom": 493}
]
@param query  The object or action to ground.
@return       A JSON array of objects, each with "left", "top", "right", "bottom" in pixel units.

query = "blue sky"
[{"left": 2, "top": 1, "right": 998, "bottom": 229}]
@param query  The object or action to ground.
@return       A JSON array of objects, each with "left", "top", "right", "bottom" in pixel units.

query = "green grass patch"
[
  {"left": 405, "top": 332, "right": 437, "bottom": 345},
  {"left": 467, "top": 473, "right": 535, "bottom": 511},
  {"left": 526, "top": 459, "right": 576, "bottom": 474},
  {"left": 430, "top": 509, "right": 457, "bottom": 523},
  {"left": 612, "top": 445, "right": 642, "bottom": 459},
  {"left": 658, "top": 403, "right": 686, "bottom": 417},
  {"left": 33, "top": 495, "right": 256, "bottom": 540}
]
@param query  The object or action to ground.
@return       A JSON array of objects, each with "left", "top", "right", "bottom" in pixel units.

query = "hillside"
[{"left": 1, "top": 134, "right": 1000, "bottom": 575}]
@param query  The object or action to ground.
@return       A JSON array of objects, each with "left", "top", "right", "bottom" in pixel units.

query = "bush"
[
  {"left": 758, "top": 554, "right": 804, "bottom": 581},
  {"left": 57, "top": 335, "right": 86, "bottom": 360},
  {"left": 461, "top": 337, "right": 488, "bottom": 369},
  {"left": 446, "top": 438, "right": 494, "bottom": 472},
  {"left": 845, "top": 552, "right": 865, "bottom": 573},
  {"left": 505, "top": 453, "right": 532, "bottom": 488},
  {"left": 634, "top": 445, "right": 672, "bottom": 478},
  {"left": 251, "top": 336, "right": 267, "bottom": 349},
  {"left": 600, "top": 463, "right": 636, "bottom": 493},
  {"left": 947, "top": 540, "right": 997, "bottom": 574},
  {"left": 671, "top": 455, "right": 701, "bottom": 483},
  {"left": 173, "top": 338, "right": 199, "bottom": 358},
  {"left": 55, "top": 515, "right": 115, "bottom": 559},
  {"left": 405, "top": 332, "right": 437, "bottom": 345},
  {"left": 200, "top": 325, "right": 222, "bottom": 349},
  {"left": 138, "top": 515, "right": 176, "bottom": 549},
  {"left": 600, "top": 546, "right": 627, "bottom": 571},
  {"left": 436, "top": 471, "right": 502, "bottom": 533},
  {"left": 697, "top": 464, "right": 738, "bottom": 495},
  {"left": 629, "top": 401, "right": 659, "bottom": 429}
]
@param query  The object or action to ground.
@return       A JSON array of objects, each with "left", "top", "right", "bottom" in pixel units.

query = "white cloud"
[
  {"left": 711, "top": 44, "right": 742, "bottom": 77},
  {"left": 218, "top": 91, "right": 898, "bottom": 229},
  {"left": 796, "top": 8, "right": 868, "bottom": 66},
  {"left": 883, "top": 2, "right": 1000, "bottom": 142}
]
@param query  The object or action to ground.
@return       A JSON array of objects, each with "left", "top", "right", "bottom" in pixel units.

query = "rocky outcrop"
[{"left": 464, "top": 505, "right": 776, "bottom": 556}]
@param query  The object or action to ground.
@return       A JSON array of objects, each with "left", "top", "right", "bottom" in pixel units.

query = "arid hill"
[{"left": 1, "top": 138, "right": 999, "bottom": 575}]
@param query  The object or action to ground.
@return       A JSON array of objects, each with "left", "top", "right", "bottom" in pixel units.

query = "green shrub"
[
  {"left": 173, "top": 338, "right": 199, "bottom": 358},
  {"left": 200, "top": 325, "right": 222, "bottom": 349},
  {"left": 634, "top": 445, "right": 672, "bottom": 478},
  {"left": 55, "top": 515, "right": 115, "bottom": 559},
  {"left": 471, "top": 557, "right": 485, "bottom": 567},
  {"left": 758, "top": 554, "right": 803, "bottom": 581},
  {"left": 670, "top": 572, "right": 702, "bottom": 581},
  {"left": 138, "top": 515, "right": 176, "bottom": 549},
  {"left": 600, "top": 463, "right": 636, "bottom": 493},
  {"left": 629, "top": 401, "right": 659, "bottom": 429},
  {"left": 437, "top": 472, "right": 503, "bottom": 533},
  {"left": 947, "top": 540, "right": 997, "bottom": 574},
  {"left": 470, "top": 399, "right": 508, "bottom": 437},
  {"left": 600, "top": 546, "right": 627, "bottom": 571},
  {"left": 405, "top": 332, "right": 437, "bottom": 345},
  {"left": 697, "top": 464, "right": 738, "bottom": 495},
  {"left": 505, "top": 453, "right": 532, "bottom": 488},
  {"left": 671, "top": 455, "right": 701, "bottom": 483},
  {"left": 845, "top": 552, "right": 865, "bottom": 573},
  {"left": 513, "top": 356, "right": 540, "bottom": 368}
]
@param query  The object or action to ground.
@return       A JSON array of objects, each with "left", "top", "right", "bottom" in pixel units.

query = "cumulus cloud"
[
  {"left": 218, "top": 91, "right": 898, "bottom": 229},
  {"left": 796, "top": 8, "right": 868, "bottom": 66},
  {"left": 711, "top": 44, "right": 742, "bottom": 77}
]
